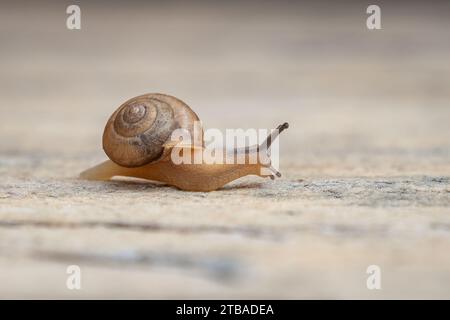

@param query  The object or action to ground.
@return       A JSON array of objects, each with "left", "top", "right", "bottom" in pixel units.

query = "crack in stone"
[
  {"left": 0, "top": 220, "right": 283, "bottom": 239},
  {"left": 0, "top": 219, "right": 403, "bottom": 239}
]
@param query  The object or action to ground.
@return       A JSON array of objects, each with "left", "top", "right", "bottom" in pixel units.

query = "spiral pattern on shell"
[
  {"left": 103, "top": 96, "right": 175, "bottom": 167},
  {"left": 102, "top": 93, "right": 202, "bottom": 168}
]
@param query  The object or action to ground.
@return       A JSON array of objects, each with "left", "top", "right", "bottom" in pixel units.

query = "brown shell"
[{"left": 103, "top": 93, "right": 202, "bottom": 167}]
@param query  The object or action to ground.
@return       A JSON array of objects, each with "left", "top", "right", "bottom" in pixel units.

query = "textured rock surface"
[{"left": 0, "top": 1, "right": 449, "bottom": 298}]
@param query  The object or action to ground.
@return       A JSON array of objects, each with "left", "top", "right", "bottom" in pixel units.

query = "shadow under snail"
[{"left": 80, "top": 93, "right": 289, "bottom": 192}]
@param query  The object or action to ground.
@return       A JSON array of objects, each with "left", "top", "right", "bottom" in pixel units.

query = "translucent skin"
[
  {"left": 80, "top": 122, "right": 287, "bottom": 192},
  {"left": 80, "top": 147, "right": 274, "bottom": 192}
]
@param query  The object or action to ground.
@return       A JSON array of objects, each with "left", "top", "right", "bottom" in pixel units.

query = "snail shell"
[{"left": 103, "top": 93, "right": 202, "bottom": 167}]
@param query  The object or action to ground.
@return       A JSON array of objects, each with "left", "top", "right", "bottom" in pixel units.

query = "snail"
[{"left": 80, "top": 93, "right": 289, "bottom": 192}]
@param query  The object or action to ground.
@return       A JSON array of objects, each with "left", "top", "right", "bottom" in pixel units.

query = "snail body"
[{"left": 80, "top": 93, "right": 288, "bottom": 191}]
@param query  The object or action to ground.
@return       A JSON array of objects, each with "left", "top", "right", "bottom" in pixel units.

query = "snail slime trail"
[{"left": 80, "top": 93, "right": 289, "bottom": 191}]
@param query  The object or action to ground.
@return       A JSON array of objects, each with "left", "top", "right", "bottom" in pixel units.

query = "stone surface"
[{"left": 0, "top": 1, "right": 449, "bottom": 298}]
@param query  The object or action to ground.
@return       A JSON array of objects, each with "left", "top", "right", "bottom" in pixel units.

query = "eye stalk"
[
  {"left": 258, "top": 122, "right": 289, "bottom": 180},
  {"left": 261, "top": 122, "right": 289, "bottom": 150}
]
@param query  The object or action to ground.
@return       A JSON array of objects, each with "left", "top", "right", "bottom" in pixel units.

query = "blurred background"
[
  {"left": 0, "top": 0, "right": 449, "bottom": 298},
  {"left": 1, "top": 0, "right": 449, "bottom": 174}
]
